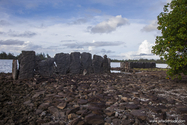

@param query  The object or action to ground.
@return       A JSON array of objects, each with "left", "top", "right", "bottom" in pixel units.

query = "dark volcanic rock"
[
  {"left": 80, "top": 52, "right": 92, "bottom": 74},
  {"left": 177, "top": 107, "right": 187, "bottom": 114},
  {"left": 1, "top": 70, "right": 187, "bottom": 125},
  {"left": 92, "top": 55, "right": 103, "bottom": 73},
  {"left": 85, "top": 113, "right": 104, "bottom": 124},
  {"left": 57, "top": 102, "right": 67, "bottom": 110},
  {"left": 131, "top": 110, "right": 147, "bottom": 120},
  {"left": 77, "top": 99, "right": 88, "bottom": 105},
  {"left": 125, "top": 104, "right": 140, "bottom": 109},
  {"left": 38, "top": 58, "right": 54, "bottom": 77},
  {"left": 48, "top": 106, "right": 60, "bottom": 119},
  {"left": 68, "top": 117, "right": 84, "bottom": 125},
  {"left": 54, "top": 53, "right": 70, "bottom": 74},
  {"left": 66, "top": 107, "right": 80, "bottom": 115},
  {"left": 18, "top": 51, "right": 35, "bottom": 79},
  {"left": 70, "top": 52, "right": 81, "bottom": 74}
]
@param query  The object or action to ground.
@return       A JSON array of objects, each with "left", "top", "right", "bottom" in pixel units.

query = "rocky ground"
[{"left": 0, "top": 71, "right": 187, "bottom": 125}]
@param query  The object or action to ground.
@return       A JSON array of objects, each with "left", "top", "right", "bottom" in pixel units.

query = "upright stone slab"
[
  {"left": 35, "top": 56, "right": 42, "bottom": 73},
  {"left": 92, "top": 55, "right": 103, "bottom": 73},
  {"left": 12, "top": 59, "right": 18, "bottom": 80},
  {"left": 120, "top": 62, "right": 125, "bottom": 68},
  {"left": 108, "top": 58, "right": 111, "bottom": 72},
  {"left": 81, "top": 52, "right": 92, "bottom": 74},
  {"left": 54, "top": 53, "right": 70, "bottom": 74},
  {"left": 102, "top": 55, "right": 110, "bottom": 73},
  {"left": 70, "top": 52, "right": 81, "bottom": 74},
  {"left": 18, "top": 51, "right": 35, "bottom": 79},
  {"left": 38, "top": 58, "right": 54, "bottom": 77}
]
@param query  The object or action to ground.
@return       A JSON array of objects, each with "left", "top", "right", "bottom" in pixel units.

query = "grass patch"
[{"left": 134, "top": 68, "right": 169, "bottom": 72}]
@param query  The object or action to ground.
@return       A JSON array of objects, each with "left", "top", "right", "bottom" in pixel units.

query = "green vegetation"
[
  {"left": 152, "top": 0, "right": 187, "bottom": 79},
  {"left": 111, "top": 58, "right": 166, "bottom": 64},
  {"left": 0, "top": 52, "right": 17, "bottom": 59},
  {"left": 36, "top": 53, "right": 51, "bottom": 60},
  {"left": 0, "top": 52, "right": 51, "bottom": 60},
  {"left": 134, "top": 68, "right": 169, "bottom": 72}
]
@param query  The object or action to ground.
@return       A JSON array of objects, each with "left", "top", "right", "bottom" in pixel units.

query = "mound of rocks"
[{"left": 1, "top": 71, "right": 187, "bottom": 125}]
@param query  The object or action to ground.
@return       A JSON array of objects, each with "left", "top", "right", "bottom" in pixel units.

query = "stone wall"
[
  {"left": 14, "top": 51, "right": 111, "bottom": 79},
  {"left": 120, "top": 62, "right": 156, "bottom": 69}
]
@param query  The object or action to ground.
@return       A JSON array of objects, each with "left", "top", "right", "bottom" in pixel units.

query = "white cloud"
[
  {"left": 117, "top": 40, "right": 158, "bottom": 60},
  {"left": 166, "top": 0, "right": 172, "bottom": 3},
  {"left": 141, "top": 20, "right": 158, "bottom": 32},
  {"left": 138, "top": 40, "right": 153, "bottom": 54},
  {"left": 89, "top": 15, "right": 129, "bottom": 33}
]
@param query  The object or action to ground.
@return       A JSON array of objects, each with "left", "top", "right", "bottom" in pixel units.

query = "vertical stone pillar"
[
  {"left": 102, "top": 55, "right": 110, "bottom": 73},
  {"left": 125, "top": 61, "right": 129, "bottom": 72},
  {"left": 54, "top": 53, "right": 70, "bottom": 74},
  {"left": 18, "top": 51, "right": 35, "bottom": 79},
  {"left": 70, "top": 52, "right": 81, "bottom": 74},
  {"left": 108, "top": 58, "right": 111, "bottom": 72},
  {"left": 12, "top": 59, "right": 18, "bottom": 80},
  {"left": 81, "top": 52, "right": 92, "bottom": 74},
  {"left": 38, "top": 58, "right": 55, "bottom": 77},
  {"left": 92, "top": 55, "right": 103, "bottom": 73}
]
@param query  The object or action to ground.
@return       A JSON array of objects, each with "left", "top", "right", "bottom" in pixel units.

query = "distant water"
[
  {"left": 0, "top": 59, "right": 13, "bottom": 73},
  {"left": 0, "top": 59, "right": 169, "bottom": 73}
]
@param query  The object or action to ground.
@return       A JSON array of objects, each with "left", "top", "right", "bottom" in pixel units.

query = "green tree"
[
  {"left": 152, "top": 0, "right": 187, "bottom": 79},
  {"left": 36, "top": 53, "right": 46, "bottom": 60},
  {"left": 46, "top": 54, "right": 51, "bottom": 58}
]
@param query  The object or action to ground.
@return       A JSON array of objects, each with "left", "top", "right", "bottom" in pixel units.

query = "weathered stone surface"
[
  {"left": 77, "top": 99, "right": 88, "bottom": 105},
  {"left": 66, "top": 107, "right": 80, "bottom": 115},
  {"left": 68, "top": 113, "right": 78, "bottom": 120},
  {"left": 105, "top": 110, "right": 115, "bottom": 116},
  {"left": 48, "top": 106, "right": 60, "bottom": 119},
  {"left": 177, "top": 107, "right": 187, "bottom": 114},
  {"left": 85, "top": 113, "right": 104, "bottom": 124},
  {"left": 57, "top": 102, "right": 67, "bottom": 110},
  {"left": 92, "top": 55, "right": 103, "bottom": 73},
  {"left": 121, "top": 97, "right": 128, "bottom": 102},
  {"left": 32, "top": 91, "right": 45, "bottom": 98},
  {"left": 112, "top": 119, "right": 121, "bottom": 125},
  {"left": 70, "top": 52, "right": 81, "bottom": 74},
  {"left": 23, "top": 100, "right": 34, "bottom": 107},
  {"left": 38, "top": 103, "right": 50, "bottom": 110},
  {"left": 125, "top": 104, "right": 140, "bottom": 109},
  {"left": 12, "top": 59, "right": 18, "bottom": 80},
  {"left": 108, "top": 58, "right": 111, "bottom": 71},
  {"left": 80, "top": 52, "right": 92, "bottom": 74},
  {"left": 54, "top": 53, "right": 70, "bottom": 74},
  {"left": 38, "top": 58, "right": 54, "bottom": 77},
  {"left": 131, "top": 110, "right": 146, "bottom": 120},
  {"left": 18, "top": 51, "right": 35, "bottom": 79},
  {"left": 102, "top": 55, "right": 110, "bottom": 73},
  {"left": 68, "top": 117, "right": 84, "bottom": 125}
]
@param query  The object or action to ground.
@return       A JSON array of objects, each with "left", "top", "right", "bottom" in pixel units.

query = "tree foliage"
[
  {"left": 0, "top": 52, "right": 16, "bottom": 59},
  {"left": 0, "top": 52, "right": 51, "bottom": 60},
  {"left": 111, "top": 58, "right": 166, "bottom": 63},
  {"left": 152, "top": 0, "right": 187, "bottom": 79}
]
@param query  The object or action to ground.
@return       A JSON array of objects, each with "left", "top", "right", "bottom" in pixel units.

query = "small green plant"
[{"left": 152, "top": 0, "right": 187, "bottom": 79}]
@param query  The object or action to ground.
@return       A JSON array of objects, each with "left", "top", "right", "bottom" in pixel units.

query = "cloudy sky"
[{"left": 0, "top": 0, "right": 171, "bottom": 59}]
